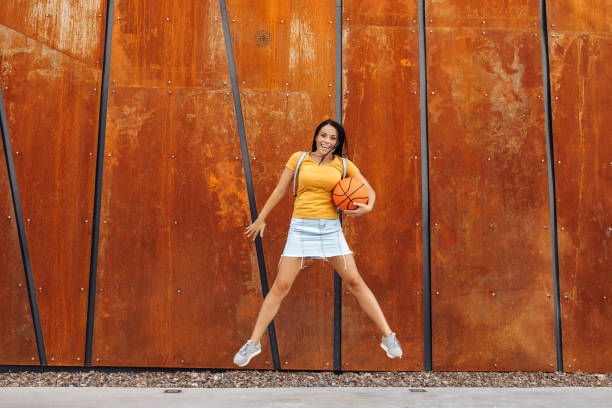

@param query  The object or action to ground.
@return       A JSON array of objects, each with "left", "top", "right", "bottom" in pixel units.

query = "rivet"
[
  {"left": 284, "top": 361, "right": 288, "bottom": 365},
  {"left": 232, "top": 19, "right": 236, "bottom": 23},
  {"left": 89, "top": 152, "right": 93, "bottom": 156},
  {"left": 174, "top": 220, "right": 178, "bottom": 225},
  {"left": 177, "top": 289, "right": 181, "bottom": 294},
  {"left": 435, "top": 291, "right": 439, "bottom": 295},
  {"left": 482, "top": 20, "right": 486, "bottom": 24},
  {"left": 433, "top": 156, "right": 437, "bottom": 160},
  {"left": 550, "top": 363, "right": 554, "bottom": 367},
  {"left": 171, "top": 154, "right": 175, "bottom": 159},
  {"left": 180, "top": 359, "right": 184, "bottom": 363},
  {"left": 328, "top": 94, "right": 332, "bottom": 97},
  {"left": 280, "top": 19, "right": 285, "bottom": 23},
  {"left": 537, "top": 95, "right": 542, "bottom": 98},
  {"left": 223, "top": 81, "right": 227, "bottom": 85},
  {"left": 84, "top": 219, "right": 89, "bottom": 223},
  {"left": 98, "top": 14, "right": 102, "bottom": 17},
  {"left": 243, "top": 91, "right": 247, "bottom": 95},
  {"left": 482, "top": 31, "right": 486, "bottom": 35},
  {"left": 326, "top": 292, "right": 330, "bottom": 296},
  {"left": 416, "top": 222, "right": 419, "bottom": 226},
  {"left": 253, "top": 156, "right": 256, "bottom": 160},
  {"left": 8, "top": 215, "right": 11, "bottom": 219},
  {"left": 345, "top": 362, "right": 349, "bottom": 366},
  {"left": 607, "top": 227, "right": 611, "bottom": 231},
  {"left": 414, "top": 155, "right": 418, "bottom": 160},
  {"left": 51, "top": 357, "right": 54, "bottom": 361},
  {"left": 38, "top": 287, "right": 42, "bottom": 291},
  {"left": 541, "top": 159, "right": 545, "bottom": 162},
  {"left": 4, "top": 86, "right": 7, "bottom": 90},
  {"left": 99, "top": 288, "right": 104, "bottom": 292},
  {"left": 534, "top": 33, "right": 538, "bottom": 37},
  {"left": 489, "top": 223, "right": 494, "bottom": 228},
  {"left": 111, "top": 90, "right": 116, "bottom": 93},
  {"left": 493, "top": 363, "right": 497, "bottom": 367},
  {"left": 413, "top": 91, "right": 417, "bottom": 94},
  {"left": 346, "top": 17, "right": 350, "bottom": 21},
  {"left": 555, "top": 96, "right": 559, "bottom": 100},
  {"left": 168, "top": 91, "right": 173, "bottom": 95},
  {"left": 76, "top": 357, "right": 81, "bottom": 361},
  {"left": 491, "top": 292, "right": 496, "bottom": 296},
  {"left": 568, "top": 364, "right": 572, "bottom": 368},
  {"left": 551, "top": 24, "right": 555, "bottom": 27},
  {"left": 429, "top": 29, "right": 433, "bottom": 33},
  {"left": 167, "top": 80, "right": 172, "bottom": 84},
  {"left": 345, "top": 223, "right": 350, "bottom": 226},
  {"left": 544, "top": 226, "right": 548, "bottom": 229},
  {"left": 345, "top": 90, "right": 350, "bottom": 94},
  {"left": 81, "top": 288, "right": 85, "bottom": 291},
  {"left": 603, "top": 296, "right": 607, "bottom": 300},
  {"left": 93, "top": 88, "right": 97, "bottom": 91},
  {"left": 265, "top": 361, "right": 270, "bottom": 365},
  {"left": 103, "top": 219, "right": 108, "bottom": 223},
  {"left": 166, "top": 17, "right": 170, "bottom": 22},
  {"left": 429, "top": 19, "right": 432, "bottom": 23},
  {"left": 534, "top": 22, "right": 537, "bottom": 26},
  {"left": 564, "top": 295, "right": 568, "bottom": 299},
  {"left": 431, "top": 91, "right": 435, "bottom": 95},
  {"left": 551, "top": 34, "right": 556, "bottom": 38},
  {"left": 328, "top": 83, "right": 332, "bottom": 87},
  {"left": 117, "top": 16, "right": 120, "bottom": 20},
  {"left": 31, "top": 357, "right": 35, "bottom": 360},
  {"left": 434, "top": 222, "right": 438, "bottom": 226},
  {"left": 416, "top": 291, "right": 420, "bottom": 295},
  {"left": 107, "top": 153, "right": 111, "bottom": 157},
  {"left": 18, "top": 283, "right": 22, "bottom": 287},
  {"left": 285, "top": 93, "right": 289, "bottom": 96},
  {"left": 241, "top": 81, "right": 246, "bottom": 85},
  {"left": 547, "top": 293, "right": 551, "bottom": 297},
  {"left": 412, "top": 20, "right": 416, "bottom": 23},
  {"left": 557, "top": 160, "right": 561, "bottom": 164},
  {"left": 345, "top": 291, "right": 349, "bottom": 295},
  {"left": 285, "top": 82, "right": 289, "bottom": 86},
  {"left": 46, "top": 13, "right": 50, "bottom": 17},
  {"left": 411, "top": 29, "right": 415, "bottom": 33},
  {"left": 484, "top": 93, "right": 488, "bottom": 96},
  {"left": 235, "top": 156, "right": 239, "bottom": 160},
  {"left": 561, "top": 226, "right": 565, "bottom": 231},
  {"left": 487, "top": 157, "right": 491, "bottom": 161},
  {"left": 96, "top": 358, "right": 100, "bottom": 362},
  {"left": 329, "top": 20, "right": 333, "bottom": 24},
  {"left": 15, "top": 151, "right": 20, "bottom": 155}
]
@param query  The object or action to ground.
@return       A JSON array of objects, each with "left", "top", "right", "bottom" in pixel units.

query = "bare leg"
[
  {"left": 328, "top": 254, "right": 392, "bottom": 336},
  {"left": 249, "top": 256, "right": 303, "bottom": 345}
]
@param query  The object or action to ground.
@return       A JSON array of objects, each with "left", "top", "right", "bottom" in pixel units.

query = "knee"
[
  {"left": 270, "top": 280, "right": 292, "bottom": 298},
  {"left": 346, "top": 277, "right": 367, "bottom": 294}
]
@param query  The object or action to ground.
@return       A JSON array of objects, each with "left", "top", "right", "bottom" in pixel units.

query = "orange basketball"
[{"left": 332, "top": 177, "right": 369, "bottom": 211}]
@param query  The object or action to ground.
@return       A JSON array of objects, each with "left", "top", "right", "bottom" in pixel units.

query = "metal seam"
[
  {"left": 418, "top": 0, "right": 433, "bottom": 372},
  {"left": 333, "top": 0, "right": 343, "bottom": 373},
  {"left": 0, "top": 84, "right": 47, "bottom": 365},
  {"left": 85, "top": 0, "right": 114, "bottom": 367},
  {"left": 539, "top": 0, "right": 563, "bottom": 372},
  {"left": 219, "top": 0, "right": 281, "bottom": 371}
]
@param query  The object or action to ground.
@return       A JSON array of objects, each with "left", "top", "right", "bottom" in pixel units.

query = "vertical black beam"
[
  {"left": 219, "top": 0, "right": 281, "bottom": 371},
  {"left": 85, "top": 0, "right": 114, "bottom": 366},
  {"left": 0, "top": 86, "right": 47, "bottom": 365},
  {"left": 417, "top": 0, "right": 433, "bottom": 371},
  {"left": 539, "top": 0, "right": 563, "bottom": 372},
  {"left": 333, "top": 0, "right": 343, "bottom": 373}
]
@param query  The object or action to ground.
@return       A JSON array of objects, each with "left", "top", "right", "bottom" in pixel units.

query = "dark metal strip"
[
  {"left": 333, "top": 0, "right": 343, "bottom": 373},
  {"left": 0, "top": 86, "right": 47, "bottom": 365},
  {"left": 539, "top": 0, "right": 563, "bottom": 372},
  {"left": 418, "top": 0, "right": 433, "bottom": 372},
  {"left": 85, "top": 0, "right": 114, "bottom": 366},
  {"left": 219, "top": 0, "right": 281, "bottom": 371}
]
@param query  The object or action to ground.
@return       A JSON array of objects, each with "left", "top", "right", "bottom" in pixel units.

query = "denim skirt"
[{"left": 281, "top": 217, "right": 352, "bottom": 261}]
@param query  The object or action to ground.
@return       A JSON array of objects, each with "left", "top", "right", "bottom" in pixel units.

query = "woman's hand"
[
  {"left": 245, "top": 218, "right": 266, "bottom": 241},
  {"left": 343, "top": 202, "right": 372, "bottom": 217}
]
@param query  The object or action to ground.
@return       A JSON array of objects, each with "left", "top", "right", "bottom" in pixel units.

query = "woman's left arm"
[{"left": 343, "top": 172, "right": 376, "bottom": 217}]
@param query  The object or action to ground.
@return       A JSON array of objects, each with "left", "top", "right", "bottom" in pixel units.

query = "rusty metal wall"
[
  {"left": 547, "top": 0, "right": 612, "bottom": 372},
  {"left": 0, "top": 1, "right": 105, "bottom": 365},
  {"left": 0, "top": 0, "right": 610, "bottom": 372},
  {"left": 342, "top": 0, "right": 424, "bottom": 371},
  {"left": 426, "top": 0, "right": 556, "bottom": 371}
]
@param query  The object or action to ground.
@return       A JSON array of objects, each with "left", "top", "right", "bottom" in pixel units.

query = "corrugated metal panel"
[
  {"left": 426, "top": 2, "right": 556, "bottom": 370},
  {"left": 548, "top": 1, "right": 612, "bottom": 372},
  {"left": 342, "top": 0, "right": 424, "bottom": 371}
]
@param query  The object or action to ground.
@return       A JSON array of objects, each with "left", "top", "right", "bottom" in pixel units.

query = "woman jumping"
[{"left": 233, "top": 119, "right": 403, "bottom": 367}]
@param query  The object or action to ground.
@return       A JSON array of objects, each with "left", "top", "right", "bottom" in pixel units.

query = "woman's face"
[{"left": 315, "top": 124, "right": 338, "bottom": 154}]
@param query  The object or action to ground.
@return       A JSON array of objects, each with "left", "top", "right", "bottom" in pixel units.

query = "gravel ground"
[{"left": 0, "top": 368, "right": 610, "bottom": 388}]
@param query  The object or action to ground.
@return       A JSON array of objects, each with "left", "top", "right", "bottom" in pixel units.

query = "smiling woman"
[{"left": 233, "top": 119, "right": 404, "bottom": 367}]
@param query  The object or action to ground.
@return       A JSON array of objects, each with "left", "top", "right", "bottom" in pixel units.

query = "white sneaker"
[
  {"left": 380, "top": 332, "right": 403, "bottom": 358},
  {"left": 233, "top": 340, "right": 261, "bottom": 367}
]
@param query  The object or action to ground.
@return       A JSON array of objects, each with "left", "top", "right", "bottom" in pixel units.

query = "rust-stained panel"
[
  {"left": 0, "top": 23, "right": 101, "bottom": 365},
  {"left": 426, "top": 0, "right": 539, "bottom": 30},
  {"left": 93, "top": 0, "right": 261, "bottom": 368},
  {"left": 227, "top": 0, "right": 336, "bottom": 370},
  {"left": 0, "top": 94, "right": 38, "bottom": 365},
  {"left": 0, "top": 0, "right": 105, "bottom": 64},
  {"left": 427, "top": 23, "right": 556, "bottom": 371},
  {"left": 546, "top": 0, "right": 612, "bottom": 33},
  {"left": 341, "top": 0, "right": 423, "bottom": 371},
  {"left": 548, "top": 14, "right": 612, "bottom": 371}
]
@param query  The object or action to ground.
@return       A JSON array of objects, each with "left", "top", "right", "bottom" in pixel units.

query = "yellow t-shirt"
[{"left": 286, "top": 151, "right": 359, "bottom": 219}]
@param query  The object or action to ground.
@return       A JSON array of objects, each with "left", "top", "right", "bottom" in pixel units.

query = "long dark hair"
[{"left": 311, "top": 119, "right": 347, "bottom": 161}]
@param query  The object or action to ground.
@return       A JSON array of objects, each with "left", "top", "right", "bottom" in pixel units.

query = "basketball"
[{"left": 332, "top": 177, "right": 369, "bottom": 211}]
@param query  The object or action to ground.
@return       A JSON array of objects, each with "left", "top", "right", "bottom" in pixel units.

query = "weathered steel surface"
[
  {"left": 427, "top": 0, "right": 539, "bottom": 30},
  {"left": 341, "top": 0, "right": 423, "bottom": 371},
  {"left": 547, "top": 0, "right": 612, "bottom": 33},
  {"left": 426, "top": 15, "right": 556, "bottom": 370},
  {"left": 0, "top": 22, "right": 101, "bottom": 365},
  {"left": 548, "top": 4, "right": 612, "bottom": 371},
  {"left": 0, "top": 89, "right": 38, "bottom": 365},
  {"left": 92, "top": 0, "right": 261, "bottom": 368},
  {"left": 226, "top": 0, "right": 336, "bottom": 370},
  {"left": 0, "top": 0, "right": 105, "bottom": 64}
]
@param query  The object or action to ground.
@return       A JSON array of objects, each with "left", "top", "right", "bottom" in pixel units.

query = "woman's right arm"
[{"left": 245, "top": 167, "right": 294, "bottom": 240}]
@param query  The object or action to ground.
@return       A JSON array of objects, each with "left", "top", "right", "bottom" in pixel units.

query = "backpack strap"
[{"left": 292, "top": 151, "right": 308, "bottom": 197}]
